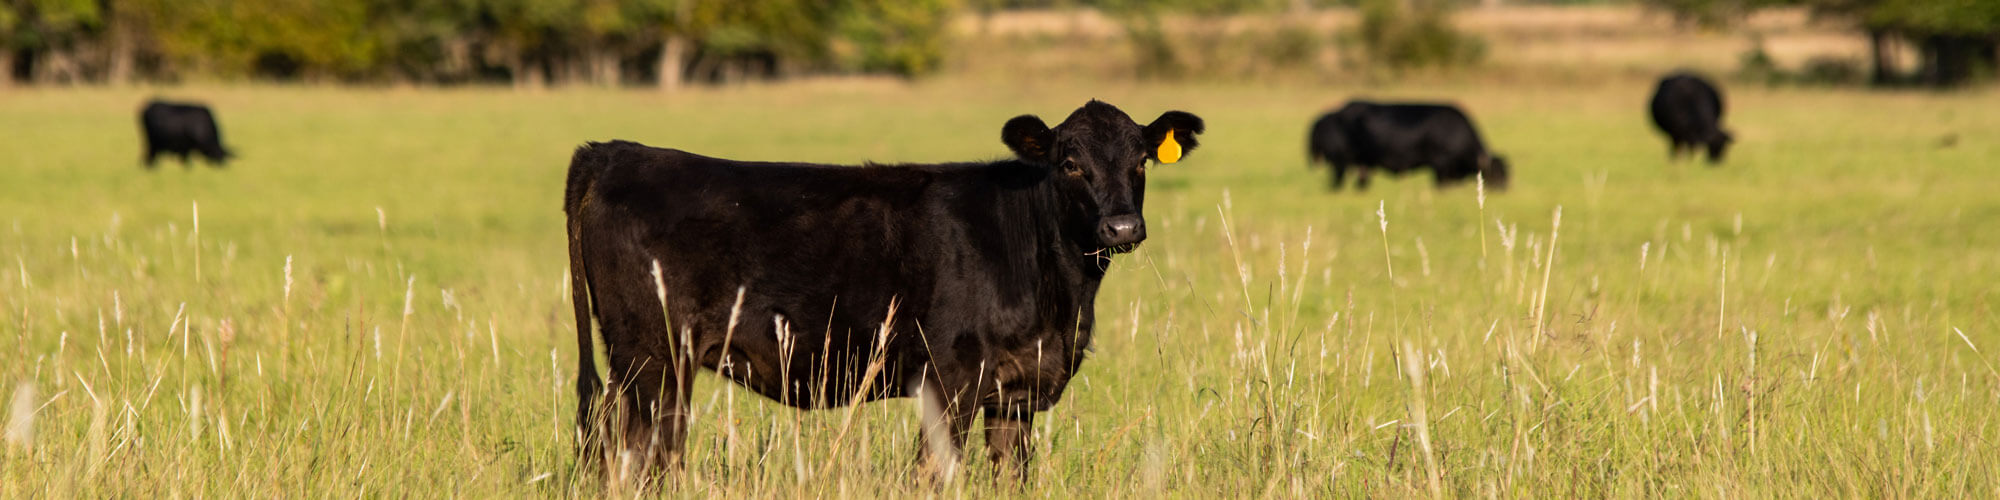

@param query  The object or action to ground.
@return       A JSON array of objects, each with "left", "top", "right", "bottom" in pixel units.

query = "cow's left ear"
[
  {"left": 1143, "top": 111, "right": 1205, "bottom": 164},
  {"left": 1002, "top": 115, "right": 1055, "bottom": 163}
]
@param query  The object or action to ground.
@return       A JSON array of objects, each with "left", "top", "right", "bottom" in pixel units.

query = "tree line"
[
  {"left": 0, "top": 0, "right": 1291, "bottom": 88},
  {"left": 1647, "top": 0, "right": 2000, "bottom": 86},
  {"left": 7, "top": 0, "right": 1993, "bottom": 88},
  {"left": 0, "top": 0, "right": 957, "bottom": 88}
]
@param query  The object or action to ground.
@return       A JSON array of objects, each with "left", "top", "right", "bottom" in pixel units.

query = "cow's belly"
[{"left": 693, "top": 321, "right": 920, "bottom": 410}]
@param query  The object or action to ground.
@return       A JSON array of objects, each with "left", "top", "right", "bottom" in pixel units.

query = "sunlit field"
[{"left": 2, "top": 77, "right": 1997, "bottom": 497}]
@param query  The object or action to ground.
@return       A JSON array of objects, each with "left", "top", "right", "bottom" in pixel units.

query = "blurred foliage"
[
  {"left": 1641, "top": 0, "right": 1790, "bottom": 28},
  {"left": 1646, "top": 0, "right": 2000, "bottom": 86},
  {"left": 0, "top": 0, "right": 960, "bottom": 85},
  {"left": 1358, "top": 0, "right": 1486, "bottom": 70},
  {"left": 834, "top": 0, "right": 958, "bottom": 76}
]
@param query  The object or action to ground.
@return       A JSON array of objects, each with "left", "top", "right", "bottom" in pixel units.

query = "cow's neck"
[
  {"left": 1002, "top": 164, "right": 1107, "bottom": 336},
  {"left": 987, "top": 168, "right": 1106, "bottom": 385}
]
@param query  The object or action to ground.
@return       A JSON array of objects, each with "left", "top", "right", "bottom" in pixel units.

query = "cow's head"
[
  {"left": 1002, "top": 101, "right": 1204, "bottom": 254},
  {"left": 1480, "top": 153, "right": 1511, "bottom": 190},
  {"left": 1706, "top": 130, "right": 1733, "bottom": 163}
]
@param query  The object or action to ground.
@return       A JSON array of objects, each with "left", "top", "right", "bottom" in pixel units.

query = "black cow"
[
  {"left": 564, "top": 101, "right": 1203, "bottom": 480},
  {"left": 1307, "top": 101, "right": 1509, "bottom": 191},
  {"left": 140, "top": 100, "right": 232, "bottom": 168},
  {"left": 1649, "top": 73, "right": 1732, "bottom": 163}
]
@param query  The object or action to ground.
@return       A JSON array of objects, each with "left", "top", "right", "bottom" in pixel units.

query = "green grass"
[{"left": 2, "top": 78, "right": 1997, "bottom": 497}]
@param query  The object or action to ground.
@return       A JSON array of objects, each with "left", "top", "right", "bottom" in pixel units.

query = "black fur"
[
  {"left": 565, "top": 101, "right": 1203, "bottom": 479},
  {"left": 1308, "top": 101, "right": 1509, "bottom": 191},
  {"left": 140, "top": 100, "right": 232, "bottom": 168},
  {"left": 1650, "top": 72, "right": 1733, "bottom": 164}
]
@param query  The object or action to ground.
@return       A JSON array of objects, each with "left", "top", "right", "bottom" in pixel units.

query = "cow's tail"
[
  {"left": 1306, "top": 137, "right": 1323, "bottom": 169},
  {"left": 566, "top": 142, "right": 613, "bottom": 460}
]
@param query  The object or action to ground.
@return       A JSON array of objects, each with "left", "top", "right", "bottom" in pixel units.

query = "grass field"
[{"left": 2, "top": 77, "right": 1998, "bottom": 497}]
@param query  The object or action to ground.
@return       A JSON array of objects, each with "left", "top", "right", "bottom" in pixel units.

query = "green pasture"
[{"left": 1, "top": 79, "right": 1996, "bottom": 496}]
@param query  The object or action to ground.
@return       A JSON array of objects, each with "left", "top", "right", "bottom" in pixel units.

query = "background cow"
[
  {"left": 140, "top": 100, "right": 232, "bottom": 168},
  {"left": 1649, "top": 72, "right": 1733, "bottom": 163},
  {"left": 565, "top": 101, "right": 1202, "bottom": 480},
  {"left": 1308, "top": 101, "right": 1510, "bottom": 191}
]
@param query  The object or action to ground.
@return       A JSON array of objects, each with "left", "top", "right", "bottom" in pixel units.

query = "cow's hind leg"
[
  {"left": 983, "top": 407, "right": 1036, "bottom": 481},
  {"left": 604, "top": 351, "right": 694, "bottom": 484}
]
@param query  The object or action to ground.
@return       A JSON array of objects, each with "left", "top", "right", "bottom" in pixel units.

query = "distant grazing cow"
[
  {"left": 1649, "top": 73, "right": 1732, "bottom": 163},
  {"left": 564, "top": 101, "right": 1204, "bottom": 480},
  {"left": 140, "top": 100, "right": 232, "bottom": 168},
  {"left": 1308, "top": 101, "right": 1509, "bottom": 191}
]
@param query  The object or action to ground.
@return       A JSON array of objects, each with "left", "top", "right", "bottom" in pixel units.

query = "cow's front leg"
[
  {"left": 913, "top": 369, "right": 980, "bottom": 483},
  {"left": 983, "top": 407, "right": 1036, "bottom": 481}
]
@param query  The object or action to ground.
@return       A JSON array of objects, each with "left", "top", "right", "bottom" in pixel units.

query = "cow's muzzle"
[{"left": 1096, "top": 215, "right": 1146, "bottom": 252}]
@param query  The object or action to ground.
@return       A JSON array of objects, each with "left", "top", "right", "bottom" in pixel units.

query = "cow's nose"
[{"left": 1097, "top": 215, "right": 1146, "bottom": 247}]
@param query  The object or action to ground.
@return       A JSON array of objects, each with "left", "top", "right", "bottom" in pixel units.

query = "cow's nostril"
[{"left": 1098, "top": 217, "right": 1146, "bottom": 247}]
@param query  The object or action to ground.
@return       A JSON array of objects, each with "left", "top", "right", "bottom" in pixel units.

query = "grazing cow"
[
  {"left": 564, "top": 101, "right": 1204, "bottom": 480},
  {"left": 1307, "top": 101, "right": 1509, "bottom": 191},
  {"left": 140, "top": 100, "right": 232, "bottom": 168},
  {"left": 1649, "top": 73, "right": 1732, "bottom": 163}
]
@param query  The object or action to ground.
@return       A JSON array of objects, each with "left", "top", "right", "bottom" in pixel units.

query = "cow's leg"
[
  {"left": 607, "top": 350, "right": 694, "bottom": 481},
  {"left": 143, "top": 149, "right": 159, "bottom": 169},
  {"left": 1354, "top": 166, "right": 1373, "bottom": 190},
  {"left": 1329, "top": 161, "right": 1348, "bottom": 190},
  {"left": 913, "top": 368, "right": 979, "bottom": 483},
  {"left": 982, "top": 407, "right": 1036, "bottom": 481}
]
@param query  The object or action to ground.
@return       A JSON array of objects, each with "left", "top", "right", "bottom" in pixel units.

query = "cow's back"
[
  {"left": 143, "top": 102, "right": 215, "bottom": 137},
  {"left": 1651, "top": 74, "right": 1723, "bottom": 138},
  {"left": 1350, "top": 102, "right": 1488, "bottom": 169}
]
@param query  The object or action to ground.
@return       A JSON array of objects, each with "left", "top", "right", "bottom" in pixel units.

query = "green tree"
[
  {"left": 1646, "top": 0, "right": 2000, "bottom": 86},
  {"left": 834, "top": 0, "right": 958, "bottom": 77},
  {"left": 1833, "top": 0, "right": 2000, "bottom": 85},
  {"left": 2, "top": 0, "right": 103, "bottom": 83},
  {"left": 1357, "top": 0, "right": 1485, "bottom": 70}
]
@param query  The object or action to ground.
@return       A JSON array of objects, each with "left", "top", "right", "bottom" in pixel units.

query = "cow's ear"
[
  {"left": 1143, "top": 111, "right": 1204, "bottom": 164},
  {"left": 1002, "top": 115, "right": 1054, "bottom": 163}
]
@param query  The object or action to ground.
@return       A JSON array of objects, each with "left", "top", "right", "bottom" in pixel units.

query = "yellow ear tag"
[{"left": 1157, "top": 130, "right": 1182, "bottom": 164}]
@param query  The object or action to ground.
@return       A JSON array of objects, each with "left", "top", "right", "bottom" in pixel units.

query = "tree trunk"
[
  {"left": 1920, "top": 35, "right": 1981, "bottom": 87},
  {"left": 1868, "top": 29, "right": 1892, "bottom": 85},
  {"left": 513, "top": 52, "right": 546, "bottom": 90},
  {"left": 595, "top": 47, "right": 620, "bottom": 86},
  {"left": 657, "top": 34, "right": 689, "bottom": 92},
  {"left": 511, "top": 53, "right": 528, "bottom": 89},
  {"left": 35, "top": 49, "right": 78, "bottom": 85},
  {"left": 444, "top": 37, "right": 472, "bottom": 82},
  {"left": 0, "top": 50, "right": 12, "bottom": 89},
  {"left": 107, "top": 21, "right": 135, "bottom": 85},
  {"left": 689, "top": 53, "right": 717, "bottom": 86}
]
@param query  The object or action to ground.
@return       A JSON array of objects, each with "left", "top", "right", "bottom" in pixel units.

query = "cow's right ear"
[{"left": 1002, "top": 115, "right": 1054, "bottom": 163}]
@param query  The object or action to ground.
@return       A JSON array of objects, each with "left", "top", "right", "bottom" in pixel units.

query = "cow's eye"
[{"left": 1061, "top": 157, "right": 1081, "bottom": 174}]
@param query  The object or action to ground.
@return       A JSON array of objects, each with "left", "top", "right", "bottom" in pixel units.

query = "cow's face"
[
  {"left": 1707, "top": 131, "right": 1734, "bottom": 163},
  {"left": 1003, "top": 101, "right": 1204, "bottom": 253},
  {"left": 1481, "top": 154, "right": 1511, "bottom": 190}
]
